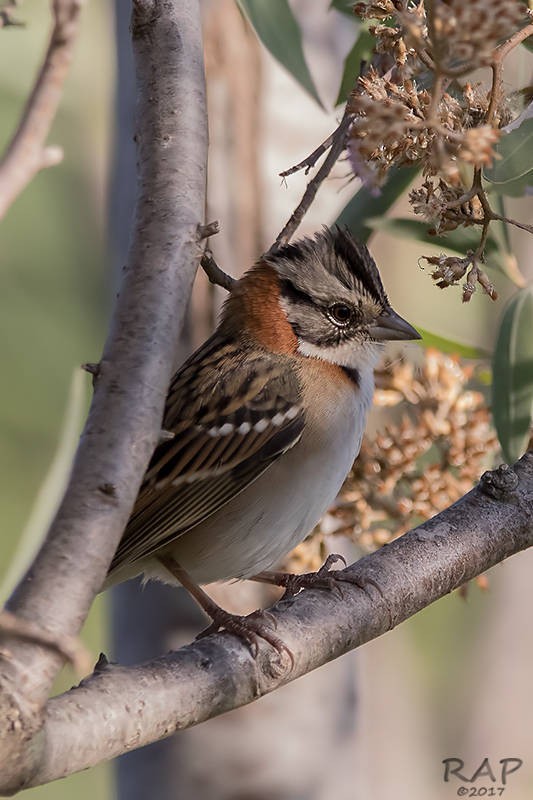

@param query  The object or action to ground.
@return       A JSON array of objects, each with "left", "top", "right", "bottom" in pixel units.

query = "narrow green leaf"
[
  {"left": 336, "top": 166, "right": 420, "bottom": 243},
  {"left": 329, "top": 0, "right": 356, "bottom": 15},
  {"left": 366, "top": 217, "right": 500, "bottom": 258},
  {"left": 492, "top": 286, "right": 533, "bottom": 462},
  {"left": 0, "top": 370, "right": 87, "bottom": 603},
  {"left": 236, "top": 0, "right": 323, "bottom": 107},
  {"left": 484, "top": 114, "right": 533, "bottom": 194},
  {"left": 418, "top": 328, "right": 487, "bottom": 359},
  {"left": 489, "top": 196, "right": 527, "bottom": 288},
  {"left": 490, "top": 194, "right": 512, "bottom": 255},
  {"left": 486, "top": 169, "right": 533, "bottom": 198},
  {"left": 335, "top": 30, "right": 374, "bottom": 106},
  {"left": 367, "top": 216, "right": 522, "bottom": 283}
]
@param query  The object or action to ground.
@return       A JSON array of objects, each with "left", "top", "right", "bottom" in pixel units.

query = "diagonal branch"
[
  {"left": 272, "top": 111, "right": 352, "bottom": 250},
  {"left": 0, "top": 0, "right": 208, "bottom": 793},
  {"left": 20, "top": 455, "right": 533, "bottom": 788},
  {"left": 0, "top": 0, "right": 82, "bottom": 219}
]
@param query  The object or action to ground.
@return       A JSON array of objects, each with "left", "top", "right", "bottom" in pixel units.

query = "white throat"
[
  {"left": 298, "top": 337, "right": 381, "bottom": 374},
  {"left": 298, "top": 338, "right": 381, "bottom": 415}
]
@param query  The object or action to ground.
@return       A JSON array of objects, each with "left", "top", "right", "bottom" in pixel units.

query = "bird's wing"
[{"left": 108, "top": 334, "right": 304, "bottom": 573}]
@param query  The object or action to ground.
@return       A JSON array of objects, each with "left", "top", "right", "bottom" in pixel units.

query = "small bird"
[{"left": 106, "top": 227, "right": 419, "bottom": 657}]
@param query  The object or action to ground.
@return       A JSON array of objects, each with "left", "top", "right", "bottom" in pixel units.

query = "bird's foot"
[
  {"left": 158, "top": 555, "right": 294, "bottom": 671},
  {"left": 254, "top": 553, "right": 382, "bottom": 601},
  {"left": 196, "top": 607, "right": 294, "bottom": 669}
]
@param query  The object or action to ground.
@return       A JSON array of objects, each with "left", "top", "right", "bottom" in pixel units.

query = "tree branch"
[
  {"left": 0, "top": 1, "right": 24, "bottom": 28},
  {"left": 0, "top": 0, "right": 82, "bottom": 219},
  {"left": 201, "top": 247, "right": 237, "bottom": 291},
  {"left": 0, "top": 0, "right": 207, "bottom": 792},
  {"left": 19, "top": 455, "right": 533, "bottom": 789},
  {"left": 272, "top": 111, "right": 352, "bottom": 250},
  {"left": 0, "top": 610, "right": 92, "bottom": 677}
]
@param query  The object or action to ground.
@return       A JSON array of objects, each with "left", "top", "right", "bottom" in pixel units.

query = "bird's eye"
[{"left": 327, "top": 303, "right": 353, "bottom": 327}]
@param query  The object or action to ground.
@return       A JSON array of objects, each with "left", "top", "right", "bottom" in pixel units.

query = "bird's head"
[{"left": 262, "top": 227, "right": 420, "bottom": 370}]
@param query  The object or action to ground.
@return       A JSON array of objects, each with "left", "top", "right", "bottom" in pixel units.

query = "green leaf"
[
  {"left": 489, "top": 195, "right": 527, "bottom": 288},
  {"left": 329, "top": 0, "right": 356, "bottom": 15},
  {"left": 367, "top": 217, "right": 504, "bottom": 271},
  {"left": 492, "top": 286, "right": 533, "bottom": 463},
  {"left": 418, "top": 328, "right": 487, "bottom": 359},
  {"left": 484, "top": 114, "right": 533, "bottom": 196},
  {"left": 335, "top": 29, "right": 374, "bottom": 106},
  {"left": 487, "top": 169, "right": 533, "bottom": 198},
  {"left": 366, "top": 216, "right": 524, "bottom": 283},
  {"left": 0, "top": 370, "right": 87, "bottom": 604},
  {"left": 336, "top": 166, "right": 420, "bottom": 243},
  {"left": 366, "top": 217, "right": 500, "bottom": 258},
  {"left": 236, "top": 0, "right": 323, "bottom": 107},
  {"left": 490, "top": 194, "right": 512, "bottom": 254}
]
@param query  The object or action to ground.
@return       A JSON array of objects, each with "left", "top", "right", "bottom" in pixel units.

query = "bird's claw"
[
  {"left": 196, "top": 608, "right": 293, "bottom": 672},
  {"left": 280, "top": 553, "right": 380, "bottom": 602}
]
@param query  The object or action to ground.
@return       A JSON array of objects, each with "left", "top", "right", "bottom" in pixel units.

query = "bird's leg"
[
  {"left": 158, "top": 555, "right": 293, "bottom": 666},
  {"left": 252, "top": 553, "right": 381, "bottom": 600}
]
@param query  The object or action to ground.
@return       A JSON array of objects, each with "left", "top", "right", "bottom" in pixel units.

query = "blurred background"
[{"left": 1, "top": 1, "right": 532, "bottom": 798}]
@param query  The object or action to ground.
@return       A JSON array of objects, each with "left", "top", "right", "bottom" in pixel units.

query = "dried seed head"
[
  {"left": 293, "top": 351, "right": 499, "bottom": 566},
  {"left": 430, "top": 0, "right": 529, "bottom": 71},
  {"left": 457, "top": 126, "right": 501, "bottom": 168},
  {"left": 353, "top": 1, "right": 397, "bottom": 21}
]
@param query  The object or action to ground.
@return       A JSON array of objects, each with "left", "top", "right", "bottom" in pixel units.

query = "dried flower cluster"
[
  {"left": 430, "top": 0, "right": 527, "bottom": 68},
  {"left": 285, "top": 350, "right": 498, "bottom": 573},
  {"left": 423, "top": 252, "right": 498, "bottom": 300},
  {"left": 346, "top": 0, "right": 532, "bottom": 301},
  {"left": 348, "top": 73, "right": 501, "bottom": 186}
]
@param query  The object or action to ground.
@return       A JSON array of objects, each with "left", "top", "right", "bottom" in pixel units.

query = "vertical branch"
[
  {"left": 0, "top": 0, "right": 208, "bottom": 793},
  {"left": 0, "top": 0, "right": 82, "bottom": 219}
]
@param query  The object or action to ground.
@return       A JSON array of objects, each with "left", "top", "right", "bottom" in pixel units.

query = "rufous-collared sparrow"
[{"left": 105, "top": 227, "right": 419, "bottom": 657}]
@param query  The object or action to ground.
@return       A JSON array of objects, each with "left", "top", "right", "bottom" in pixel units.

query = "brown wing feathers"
[{"left": 107, "top": 334, "right": 304, "bottom": 575}]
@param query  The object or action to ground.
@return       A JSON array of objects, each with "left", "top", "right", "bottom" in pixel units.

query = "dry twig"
[
  {"left": 0, "top": 1, "right": 23, "bottom": 28},
  {"left": 279, "top": 130, "right": 336, "bottom": 178},
  {"left": 0, "top": 0, "right": 83, "bottom": 219},
  {"left": 272, "top": 111, "right": 352, "bottom": 250},
  {"left": 201, "top": 248, "right": 236, "bottom": 291}
]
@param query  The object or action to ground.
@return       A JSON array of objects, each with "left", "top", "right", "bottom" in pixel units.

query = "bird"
[{"left": 105, "top": 226, "right": 420, "bottom": 659}]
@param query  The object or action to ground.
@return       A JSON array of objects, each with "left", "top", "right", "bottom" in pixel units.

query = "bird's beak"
[{"left": 368, "top": 308, "right": 421, "bottom": 342}]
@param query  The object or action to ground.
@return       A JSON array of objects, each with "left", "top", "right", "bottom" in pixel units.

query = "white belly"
[{"left": 140, "top": 368, "right": 373, "bottom": 585}]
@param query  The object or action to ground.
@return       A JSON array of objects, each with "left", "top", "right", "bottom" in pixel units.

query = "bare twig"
[
  {"left": 0, "top": 610, "right": 92, "bottom": 677},
  {"left": 0, "top": 0, "right": 208, "bottom": 793},
  {"left": 489, "top": 213, "right": 533, "bottom": 236},
  {"left": 198, "top": 220, "right": 220, "bottom": 240},
  {"left": 0, "top": 1, "right": 23, "bottom": 27},
  {"left": 201, "top": 248, "right": 236, "bottom": 291},
  {"left": 20, "top": 455, "right": 533, "bottom": 788},
  {"left": 487, "top": 21, "right": 533, "bottom": 124},
  {"left": 197, "top": 219, "right": 237, "bottom": 291},
  {"left": 272, "top": 111, "right": 352, "bottom": 250},
  {"left": 279, "top": 131, "right": 335, "bottom": 178},
  {"left": 0, "top": 0, "right": 82, "bottom": 219}
]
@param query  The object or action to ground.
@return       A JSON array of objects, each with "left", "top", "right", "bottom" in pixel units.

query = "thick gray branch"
[
  {"left": 22, "top": 455, "right": 533, "bottom": 788},
  {"left": 0, "top": 0, "right": 207, "bottom": 792}
]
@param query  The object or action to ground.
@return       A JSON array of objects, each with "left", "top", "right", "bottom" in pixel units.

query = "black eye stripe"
[{"left": 279, "top": 278, "right": 313, "bottom": 307}]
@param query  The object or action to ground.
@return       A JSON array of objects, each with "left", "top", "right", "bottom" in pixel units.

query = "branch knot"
[{"left": 478, "top": 464, "right": 519, "bottom": 501}]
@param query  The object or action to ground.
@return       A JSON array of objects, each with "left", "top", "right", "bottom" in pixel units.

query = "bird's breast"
[{"left": 159, "top": 364, "right": 373, "bottom": 585}]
